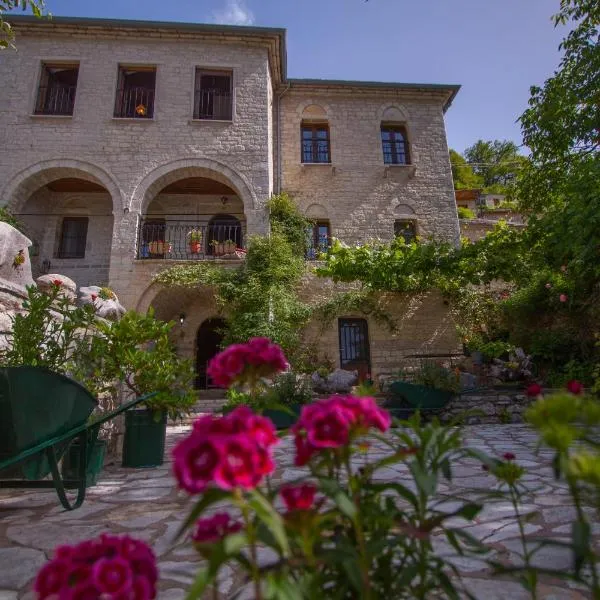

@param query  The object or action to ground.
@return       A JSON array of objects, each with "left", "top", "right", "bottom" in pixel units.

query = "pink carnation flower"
[
  {"left": 281, "top": 483, "right": 317, "bottom": 512},
  {"left": 525, "top": 383, "right": 543, "bottom": 398},
  {"left": 193, "top": 513, "right": 242, "bottom": 544},
  {"left": 559, "top": 294, "right": 568, "bottom": 303},
  {"left": 34, "top": 535, "right": 156, "bottom": 600},
  {"left": 567, "top": 380, "right": 584, "bottom": 395}
]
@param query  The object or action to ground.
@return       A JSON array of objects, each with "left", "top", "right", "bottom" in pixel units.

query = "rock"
[
  {"left": 0, "top": 547, "right": 47, "bottom": 588},
  {"left": 0, "top": 222, "right": 34, "bottom": 292},
  {"left": 36, "top": 274, "right": 77, "bottom": 301},
  {"left": 312, "top": 368, "right": 358, "bottom": 393},
  {"left": 79, "top": 285, "right": 126, "bottom": 320}
]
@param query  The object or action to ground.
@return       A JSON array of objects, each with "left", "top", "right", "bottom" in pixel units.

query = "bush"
[
  {"left": 403, "top": 361, "right": 461, "bottom": 393},
  {"left": 264, "top": 371, "right": 313, "bottom": 407},
  {"left": 457, "top": 206, "right": 476, "bottom": 219}
]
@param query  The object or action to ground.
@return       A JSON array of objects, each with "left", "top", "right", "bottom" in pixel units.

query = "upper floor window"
[
  {"left": 306, "top": 220, "right": 331, "bottom": 259},
  {"left": 381, "top": 124, "right": 410, "bottom": 165},
  {"left": 194, "top": 69, "right": 233, "bottom": 120},
  {"left": 301, "top": 122, "right": 331, "bottom": 163},
  {"left": 394, "top": 219, "right": 416, "bottom": 244},
  {"left": 57, "top": 217, "right": 88, "bottom": 258},
  {"left": 114, "top": 66, "right": 156, "bottom": 119},
  {"left": 35, "top": 63, "right": 79, "bottom": 116}
]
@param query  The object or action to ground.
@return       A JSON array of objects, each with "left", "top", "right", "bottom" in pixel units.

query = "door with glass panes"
[{"left": 338, "top": 318, "right": 371, "bottom": 381}]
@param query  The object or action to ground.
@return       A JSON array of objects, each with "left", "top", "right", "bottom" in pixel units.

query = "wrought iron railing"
[
  {"left": 137, "top": 219, "right": 245, "bottom": 260},
  {"left": 193, "top": 89, "right": 233, "bottom": 120},
  {"left": 114, "top": 86, "right": 155, "bottom": 119},
  {"left": 35, "top": 84, "right": 77, "bottom": 116}
]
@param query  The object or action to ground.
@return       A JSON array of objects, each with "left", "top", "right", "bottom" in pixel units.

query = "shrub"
[
  {"left": 264, "top": 371, "right": 313, "bottom": 407},
  {"left": 457, "top": 206, "right": 476, "bottom": 219}
]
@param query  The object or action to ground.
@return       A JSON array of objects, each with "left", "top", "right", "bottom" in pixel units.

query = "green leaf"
[
  {"left": 248, "top": 490, "right": 290, "bottom": 556},
  {"left": 409, "top": 461, "right": 438, "bottom": 497},
  {"left": 185, "top": 567, "right": 212, "bottom": 600},
  {"left": 174, "top": 488, "right": 231, "bottom": 542},
  {"left": 365, "top": 481, "right": 419, "bottom": 509},
  {"left": 318, "top": 479, "right": 357, "bottom": 519},
  {"left": 440, "top": 457, "right": 452, "bottom": 481},
  {"left": 572, "top": 519, "right": 591, "bottom": 574}
]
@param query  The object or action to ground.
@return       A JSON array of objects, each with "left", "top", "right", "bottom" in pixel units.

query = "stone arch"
[
  {"left": 379, "top": 104, "right": 410, "bottom": 123},
  {"left": 296, "top": 99, "right": 332, "bottom": 118},
  {"left": 0, "top": 159, "right": 124, "bottom": 215},
  {"left": 130, "top": 158, "right": 258, "bottom": 216},
  {"left": 305, "top": 202, "right": 329, "bottom": 219},
  {"left": 393, "top": 203, "right": 416, "bottom": 218}
]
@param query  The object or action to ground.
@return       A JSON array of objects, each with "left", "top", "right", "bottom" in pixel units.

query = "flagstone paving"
[{"left": 0, "top": 425, "right": 593, "bottom": 599}]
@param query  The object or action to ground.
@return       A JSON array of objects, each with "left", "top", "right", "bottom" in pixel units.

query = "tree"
[
  {"left": 449, "top": 149, "right": 483, "bottom": 190},
  {"left": 464, "top": 139, "right": 527, "bottom": 192},
  {"left": 1, "top": 1, "right": 46, "bottom": 49}
]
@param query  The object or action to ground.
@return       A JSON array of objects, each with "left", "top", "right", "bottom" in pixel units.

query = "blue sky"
[{"left": 13, "top": 0, "right": 566, "bottom": 153}]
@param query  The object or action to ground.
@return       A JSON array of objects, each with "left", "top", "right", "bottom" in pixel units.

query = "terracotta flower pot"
[{"left": 189, "top": 240, "right": 202, "bottom": 254}]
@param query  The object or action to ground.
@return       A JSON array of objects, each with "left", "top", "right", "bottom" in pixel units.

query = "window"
[
  {"left": 194, "top": 70, "right": 233, "bottom": 120},
  {"left": 394, "top": 220, "right": 416, "bottom": 243},
  {"left": 114, "top": 66, "right": 156, "bottom": 118},
  {"left": 338, "top": 318, "right": 371, "bottom": 381},
  {"left": 35, "top": 63, "right": 79, "bottom": 116},
  {"left": 57, "top": 217, "right": 88, "bottom": 258},
  {"left": 306, "top": 221, "right": 331, "bottom": 259},
  {"left": 301, "top": 122, "right": 331, "bottom": 163},
  {"left": 381, "top": 125, "right": 410, "bottom": 165}
]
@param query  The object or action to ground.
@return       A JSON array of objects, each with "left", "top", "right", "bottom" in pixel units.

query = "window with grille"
[
  {"left": 57, "top": 217, "right": 88, "bottom": 258},
  {"left": 301, "top": 122, "right": 331, "bottom": 163},
  {"left": 35, "top": 63, "right": 79, "bottom": 116},
  {"left": 194, "top": 70, "right": 232, "bottom": 120},
  {"left": 381, "top": 125, "right": 410, "bottom": 165},
  {"left": 114, "top": 66, "right": 156, "bottom": 118},
  {"left": 306, "top": 221, "right": 331, "bottom": 259},
  {"left": 394, "top": 219, "right": 417, "bottom": 243}
]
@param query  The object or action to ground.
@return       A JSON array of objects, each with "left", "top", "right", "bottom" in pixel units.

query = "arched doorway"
[{"left": 196, "top": 318, "right": 227, "bottom": 389}]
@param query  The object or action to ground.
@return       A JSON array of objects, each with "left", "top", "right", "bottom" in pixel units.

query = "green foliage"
[
  {"left": 264, "top": 371, "right": 313, "bottom": 408},
  {"left": 456, "top": 206, "right": 475, "bottom": 220},
  {"left": 0, "top": 206, "right": 22, "bottom": 231},
  {"left": 449, "top": 149, "right": 483, "bottom": 190},
  {"left": 222, "top": 388, "right": 256, "bottom": 413},
  {"left": 398, "top": 361, "right": 460, "bottom": 393},
  {"left": 0, "top": 0, "right": 47, "bottom": 49},
  {"left": 266, "top": 192, "right": 311, "bottom": 257}
]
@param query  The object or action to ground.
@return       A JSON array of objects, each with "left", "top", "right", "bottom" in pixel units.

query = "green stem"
[
  {"left": 510, "top": 485, "right": 537, "bottom": 600},
  {"left": 241, "top": 499, "right": 262, "bottom": 600}
]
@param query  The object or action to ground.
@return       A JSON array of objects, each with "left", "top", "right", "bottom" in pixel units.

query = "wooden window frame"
[
  {"left": 34, "top": 62, "right": 79, "bottom": 116},
  {"left": 114, "top": 65, "right": 157, "bottom": 119},
  {"left": 381, "top": 124, "right": 410, "bottom": 165},
  {"left": 193, "top": 69, "right": 233, "bottom": 120},
  {"left": 301, "top": 122, "right": 331, "bottom": 164},
  {"left": 57, "top": 216, "right": 88, "bottom": 259},
  {"left": 306, "top": 220, "right": 331, "bottom": 259}
]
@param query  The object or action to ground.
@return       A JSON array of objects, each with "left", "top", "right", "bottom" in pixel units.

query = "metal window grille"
[
  {"left": 338, "top": 318, "right": 371, "bottom": 377},
  {"left": 301, "top": 124, "right": 331, "bottom": 163},
  {"left": 194, "top": 71, "right": 233, "bottom": 120},
  {"left": 394, "top": 220, "right": 417, "bottom": 243},
  {"left": 306, "top": 221, "right": 331, "bottom": 260},
  {"left": 57, "top": 217, "right": 88, "bottom": 258},
  {"left": 381, "top": 126, "right": 410, "bottom": 165},
  {"left": 35, "top": 65, "right": 78, "bottom": 116},
  {"left": 114, "top": 68, "right": 156, "bottom": 118}
]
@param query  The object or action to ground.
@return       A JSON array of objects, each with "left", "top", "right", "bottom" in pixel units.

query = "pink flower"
[
  {"left": 525, "top": 383, "right": 543, "bottom": 397},
  {"left": 559, "top": 294, "right": 568, "bottom": 303},
  {"left": 34, "top": 535, "right": 156, "bottom": 600},
  {"left": 503, "top": 452, "right": 516, "bottom": 461},
  {"left": 173, "top": 409, "right": 278, "bottom": 494},
  {"left": 545, "top": 283, "right": 552, "bottom": 289},
  {"left": 292, "top": 395, "right": 391, "bottom": 465},
  {"left": 92, "top": 557, "right": 133, "bottom": 596},
  {"left": 207, "top": 338, "right": 288, "bottom": 388},
  {"left": 91, "top": 294, "right": 97, "bottom": 301},
  {"left": 567, "top": 380, "right": 584, "bottom": 395},
  {"left": 281, "top": 483, "right": 317, "bottom": 511},
  {"left": 193, "top": 513, "right": 243, "bottom": 544},
  {"left": 52, "top": 279, "right": 63, "bottom": 287}
]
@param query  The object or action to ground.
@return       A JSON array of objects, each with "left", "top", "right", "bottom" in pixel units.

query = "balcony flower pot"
[
  {"left": 61, "top": 438, "right": 107, "bottom": 487},
  {"left": 122, "top": 408, "right": 167, "bottom": 468},
  {"left": 149, "top": 241, "right": 171, "bottom": 255},
  {"left": 388, "top": 380, "right": 453, "bottom": 410},
  {"left": 263, "top": 404, "right": 302, "bottom": 430},
  {"left": 189, "top": 240, "right": 203, "bottom": 254}
]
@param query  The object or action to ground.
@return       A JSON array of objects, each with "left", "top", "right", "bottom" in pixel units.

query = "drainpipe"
[{"left": 276, "top": 82, "right": 291, "bottom": 195}]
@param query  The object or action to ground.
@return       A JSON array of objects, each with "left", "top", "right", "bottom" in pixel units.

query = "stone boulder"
[
  {"left": 36, "top": 274, "right": 77, "bottom": 302},
  {"left": 312, "top": 368, "right": 358, "bottom": 394},
  {"left": 0, "top": 222, "right": 34, "bottom": 292},
  {"left": 79, "top": 286, "right": 126, "bottom": 321}
]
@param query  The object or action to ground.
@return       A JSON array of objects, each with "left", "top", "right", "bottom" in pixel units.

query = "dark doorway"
[
  {"left": 338, "top": 318, "right": 371, "bottom": 381},
  {"left": 196, "top": 318, "right": 227, "bottom": 389}
]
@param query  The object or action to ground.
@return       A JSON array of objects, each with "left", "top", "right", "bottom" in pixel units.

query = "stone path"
[{"left": 0, "top": 425, "right": 593, "bottom": 599}]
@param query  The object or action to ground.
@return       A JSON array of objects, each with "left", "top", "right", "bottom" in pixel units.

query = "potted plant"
[
  {"left": 187, "top": 229, "right": 203, "bottom": 254},
  {"left": 262, "top": 371, "right": 313, "bottom": 429},
  {"left": 211, "top": 239, "right": 236, "bottom": 256},
  {"left": 223, "top": 239, "right": 236, "bottom": 254},
  {"left": 149, "top": 240, "right": 171, "bottom": 255},
  {"left": 388, "top": 361, "right": 460, "bottom": 411}
]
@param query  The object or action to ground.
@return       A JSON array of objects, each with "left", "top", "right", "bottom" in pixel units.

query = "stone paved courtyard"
[{"left": 0, "top": 424, "right": 594, "bottom": 599}]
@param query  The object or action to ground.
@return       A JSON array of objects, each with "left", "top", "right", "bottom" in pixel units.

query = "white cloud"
[{"left": 212, "top": 0, "right": 255, "bottom": 26}]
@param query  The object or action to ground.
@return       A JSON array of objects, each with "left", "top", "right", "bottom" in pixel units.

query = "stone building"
[{"left": 0, "top": 15, "right": 462, "bottom": 384}]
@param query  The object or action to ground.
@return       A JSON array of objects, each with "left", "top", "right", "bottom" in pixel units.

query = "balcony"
[
  {"left": 137, "top": 218, "right": 245, "bottom": 260},
  {"left": 34, "top": 84, "right": 77, "bottom": 116},
  {"left": 193, "top": 89, "right": 232, "bottom": 121},
  {"left": 114, "top": 86, "right": 155, "bottom": 119}
]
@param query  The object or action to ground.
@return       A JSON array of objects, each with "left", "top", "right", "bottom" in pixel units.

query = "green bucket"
[
  {"left": 122, "top": 409, "right": 167, "bottom": 468},
  {"left": 62, "top": 438, "right": 107, "bottom": 487}
]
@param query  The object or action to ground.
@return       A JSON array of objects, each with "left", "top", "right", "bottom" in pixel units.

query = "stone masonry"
[{"left": 0, "top": 16, "right": 462, "bottom": 379}]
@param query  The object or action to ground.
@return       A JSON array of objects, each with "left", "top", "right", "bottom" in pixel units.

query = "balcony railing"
[
  {"left": 193, "top": 89, "right": 232, "bottom": 120},
  {"left": 35, "top": 84, "right": 77, "bottom": 116},
  {"left": 137, "top": 219, "right": 245, "bottom": 260},
  {"left": 114, "top": 86, "right": 155, "bottom": 119}
]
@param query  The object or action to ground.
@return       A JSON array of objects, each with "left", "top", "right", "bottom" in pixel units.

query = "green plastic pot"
[
  {"left": 122, "top": 409, "right": 167, "bottom": 468},
  {"left": 62, "top": 438, "right": 107, "bottom": 487},
  {"left": 388, "top": 381, "right": 454, "bottom": 410},
  {"left": 263, "top": 404, "right": 302, "bottom": 429}
]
